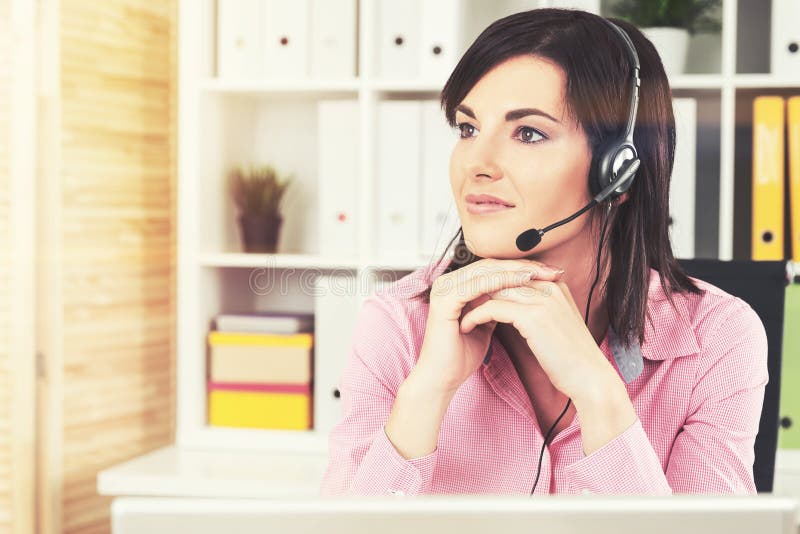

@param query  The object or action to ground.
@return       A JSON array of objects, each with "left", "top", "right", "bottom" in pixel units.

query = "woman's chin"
[{"left": 462, "top": 233, "right": 528, "bottom": 259}]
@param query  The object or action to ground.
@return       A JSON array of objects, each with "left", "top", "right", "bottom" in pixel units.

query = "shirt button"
[{"left": 387, "top": 490, "right": 405, "bottom": 496}]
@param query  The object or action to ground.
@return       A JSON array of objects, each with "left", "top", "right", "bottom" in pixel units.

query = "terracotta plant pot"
[{"left": 238, "top": 213, "right": 283, "bottom": 253}]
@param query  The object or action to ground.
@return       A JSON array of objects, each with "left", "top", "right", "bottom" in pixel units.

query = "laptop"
[{"left": 112, "top": 494, "right": 799, "bottom": 534}]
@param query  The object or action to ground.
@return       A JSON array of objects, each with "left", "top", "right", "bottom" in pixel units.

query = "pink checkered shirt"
[{"left": 319, "top": 260, "right": 769, "bottom": 496}]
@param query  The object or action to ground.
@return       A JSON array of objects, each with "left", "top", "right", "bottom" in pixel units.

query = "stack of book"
[{"left": 207, "top": 312, "right": 314, "bottom": 431}]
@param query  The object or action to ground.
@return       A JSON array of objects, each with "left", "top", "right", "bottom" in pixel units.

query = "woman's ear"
[{"left": 615, "top": 192, "right": 630, "bottom": 205}]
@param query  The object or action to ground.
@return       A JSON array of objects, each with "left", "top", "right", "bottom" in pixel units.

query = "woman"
[{"left": 320, "top": 8, "right": 768, "bottom": 496}]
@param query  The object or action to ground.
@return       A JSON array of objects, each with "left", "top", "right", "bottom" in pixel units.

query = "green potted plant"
[
  {"left": 609, "top": 0, "right": 721, "bottom": 76},
  {"left": 228, "top": 164, "right": 293, "bottom": 253}
]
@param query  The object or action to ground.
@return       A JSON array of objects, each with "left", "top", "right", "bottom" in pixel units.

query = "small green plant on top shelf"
[
  {"left": 610, "top": 0, "right": 722, "bottom": 35},
  {"left": 228, "top": 164, "right": 293, "bottom": 253},
  {"left": 608, "top": 0, "right": 722, "bottom": 75}
]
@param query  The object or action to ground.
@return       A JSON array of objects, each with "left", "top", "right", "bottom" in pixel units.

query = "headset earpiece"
[{"left": 589, "top": 138, "right": 639, "bottom": 199}]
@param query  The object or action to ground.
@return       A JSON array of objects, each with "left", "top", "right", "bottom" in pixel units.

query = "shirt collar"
[
  {"left": 482, "top": 267, "right": 701, "bottom": 384},
  {"left": 639, "top": 267, "right": 701, "bottom": 360}
]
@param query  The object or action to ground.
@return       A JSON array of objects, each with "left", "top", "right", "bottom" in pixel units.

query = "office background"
[{"left": 1, "top": 0, "right": 799, "bottom": 533}]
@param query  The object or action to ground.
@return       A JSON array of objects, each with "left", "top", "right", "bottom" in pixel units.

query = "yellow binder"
[
  {"left": 789, "top": 96, "right": 800, "bottom": 263},
  {"left": 752, "top": 96, "right": 785, "bottom": 260}
]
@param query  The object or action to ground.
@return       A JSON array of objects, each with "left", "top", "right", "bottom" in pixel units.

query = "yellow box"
[
  {"left": 209, "top": 343, "right": 312, "bottom": 384},
  {"left": 208, "top": 331, "right": 314, "bottom": 384},
  {"left": 208, "top": 331, "right": 313, "bottom": 348},
  {"left": 208, "top": 386, "right": 312, "bottom": 430}
]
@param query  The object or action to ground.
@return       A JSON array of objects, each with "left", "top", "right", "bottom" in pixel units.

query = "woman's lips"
[{"left": 466, "top": 201, "right": 515, "bottom": 214}]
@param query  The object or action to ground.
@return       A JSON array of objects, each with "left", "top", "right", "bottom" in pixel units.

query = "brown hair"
[{"left": 413, "top": 8, "right": 702, "bottom": 350}]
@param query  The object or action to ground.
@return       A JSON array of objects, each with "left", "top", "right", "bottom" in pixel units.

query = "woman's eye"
[
  {"left": 455, "top": 122, "right": 476, "bottom": 139},
  {"left": 455, "top": 123, "right": 546, "bottom": 145},
  {"left": 516, "top": 126, "right": 546, "bottom": 144}
]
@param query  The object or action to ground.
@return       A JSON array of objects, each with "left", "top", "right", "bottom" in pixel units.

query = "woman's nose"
[{"left": 464, "top": 135, "right": 502, "bottom": 181}]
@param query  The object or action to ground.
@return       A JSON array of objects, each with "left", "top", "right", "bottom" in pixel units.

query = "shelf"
[
  {"left": 97, "top": 445, "right": 327, "bottom": 499},
  {"left": 199, "top": 78, "right": 360, "bottom": 95},
  {"left": 197, "top": 252, "right": 444, "bottom": 272},
  {"left": 198, "top": 252, "right": 360, "bottom": 270},
  {"left": 368, "top": 79, "right": 448, "bottom": 92},
  {"left": 641, "top": 74, "right": 800, "bottom": 91},
  {"left": 733, "top": 74, "right": 800, "bottom": 89},
  {"left": 670, "top": 74, "right": 725, "bottom": 89}
]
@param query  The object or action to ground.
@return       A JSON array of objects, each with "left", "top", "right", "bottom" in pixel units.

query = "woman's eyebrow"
[{"left": 455, "top": 104, "right": 561, "bottom": 125}]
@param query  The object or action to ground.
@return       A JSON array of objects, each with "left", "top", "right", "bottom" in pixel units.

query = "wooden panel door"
[{"left": 37, "top": 1, "right": 177, "bottom": 532}]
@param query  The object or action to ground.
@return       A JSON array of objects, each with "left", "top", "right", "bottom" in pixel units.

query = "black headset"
[
  {"left": 515, "top": 15, "right": 641, "bottom": 253},
  {"left": 528, "top": 15, "right": 642, "bottom": 495},
  {"left": 588, "top": 17, "right": 642, "bottom": 201}
]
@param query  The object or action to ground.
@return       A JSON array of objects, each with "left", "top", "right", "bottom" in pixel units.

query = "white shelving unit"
[{"left": 99, "top": 0, "right": 800, "bottom": 503}]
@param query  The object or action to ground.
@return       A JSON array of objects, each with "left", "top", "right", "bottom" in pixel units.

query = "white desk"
[
  {"left": 110, "top": 495, "right": 799, "bottom": 534},
  {"left": 98, "top": 446, "right": 800, "bottom": 533}
]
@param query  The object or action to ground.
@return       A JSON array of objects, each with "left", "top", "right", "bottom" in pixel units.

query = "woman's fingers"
[
  {"left": 460, "top": 293, "right": 491, "bottom": 318},
  {"left": 430, "top": 258, "right": 563, "bottom": 321},
  {"left": 489, "top": 282, "right": 553, "bottom": 303},
  {"left": 487, "top": 273, "right": 567, "bottom": 303},
  {"left": 460, "top": 299, "right": 521, "bottom": 334}
]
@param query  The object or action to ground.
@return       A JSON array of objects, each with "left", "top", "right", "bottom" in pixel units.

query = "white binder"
[
  {"left": 318, "top": 100, "right": 360, "bottom": 258},
  {"left": 421, "top": 100, "right": 461, "bottom": 262},
  {"left": 771, "top": 0, "right": 800, "bottom": 76},
  {"left": 310, "top": 0, "right": 357, "bottom": 79},
  {"left": 377, "top": 101, "right": 422, "bottom": 259},
  {"left": 377, "top": 0, "right": 421, "bottom": 78},
  {"left": 419, "top": 0, "right": 463, "bottom": 83},
  {"left": 313, "top": 274, "right": 361, "bottom": 435},
  {"left": 669, "top": 98, "right": 697, "bottom": 259},
  {"left": 217, "top": 0, "right": 261, "bottom": 79},
  {"left": 262, "top": 0, "right": 309, "bottom": 78},
  {"left": 317, "top": 100, "right": 360, "bottom": 258}
]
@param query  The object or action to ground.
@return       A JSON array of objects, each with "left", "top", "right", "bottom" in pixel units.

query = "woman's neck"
[{"left": 560, "top": 268, "right": 610, "bottom": 345}]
